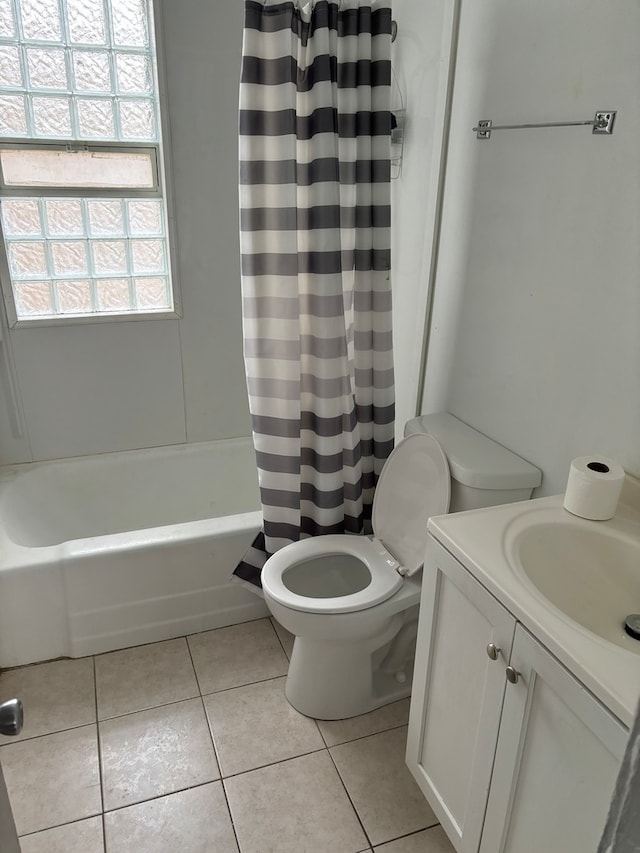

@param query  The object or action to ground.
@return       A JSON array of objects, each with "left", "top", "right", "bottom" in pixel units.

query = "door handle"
[{"left": 0, "top": 699, "right": 23, "bottom": 736}]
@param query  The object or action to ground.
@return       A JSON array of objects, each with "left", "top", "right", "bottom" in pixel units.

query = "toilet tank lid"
[{"left": 404, "top": 413, "right": 542, "bottom": 491}]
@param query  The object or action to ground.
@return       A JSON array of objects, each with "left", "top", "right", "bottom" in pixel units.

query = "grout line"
[
  {"left": 16, "top": 808, "right": 103, "bottom": 838},
  {"left": 327, "top": 733, "right": 441, "bottom": 851},
  {"left": 101, "top": 811, "right": 107, "bottom": 853},
  {"left": 184, "top": 632, "right": 204, "bottom": 696},
  {"left": 200, "top": 697, "right": 242, "bottom": 852},
  {"left": 325, "top": 745, "right": 373, "bottom": 849},
  {"left": 317, "top": 726, "right": 331, "bottom": 747},
  {"left": 0, "top": 709, "right": 409, "bottom": 749},
  {"left": 200, "top": 671, "right": 287, "bottom": 697},
  {"left": 197, "top": 691, "right": 223, "bottom": 785},
  {"left": 219, "top": 778, "right": 242, "bottom": 853},
  {"left": 219, "top": 744, "right": 328, "bottom": 782},
  {"left": 312, "top": 715, "right": 324, "bottom": 741},
  {"left": 321, "top": 718, "right": 410, "bottom": 749},
  {"left": 101, "top": 779, "right": 223, "bottom": 816},
  {"left": 184, "top": 633, "right": 206, "bottom": 696},
  {"left": 0, "top": 655, "right": 76, "bottom": 673},
  {"left": 0, "top": 718, "right": 97, "bottom": 747},
  {"left": 268, "top": 615, "right": 292, "bottom": 661},
  {"left": 92, "top": 634, "right": 189, "bottom": 660},
  {"left": 91, "top": 655, "right": 106, "bottom": 820},
  {"left": 386, "top": 823, "right": 443, "bottom": 844},
  {"left": 93, "top": 659, "right": 109, "bottom": 850},
  {"left": 187, "top": 632, "right": 242, "bottom": 852},
  {"left": 17, "top": 813, "right": 104, "bottom": 842},
  {"left": 197, "top": 671, "right": 289, "bottom": 700},
  {"left": 97, "top": 692, "right": 202, "bottom": 725},
  {"left": 184, "top": 615, "right": 270, "bottom": 644}
]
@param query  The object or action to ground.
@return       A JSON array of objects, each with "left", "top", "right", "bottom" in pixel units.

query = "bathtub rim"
[{"left": 0, "top": 435, "right": 261, "bottom": 559}]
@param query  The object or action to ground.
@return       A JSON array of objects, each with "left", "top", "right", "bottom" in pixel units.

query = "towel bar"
[{"left": 473, "top": 110, "right": 616, "bottom": 140}]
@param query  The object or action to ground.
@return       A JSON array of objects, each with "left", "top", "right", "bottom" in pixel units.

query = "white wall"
[
  {"left": 0, "top": 0, "right": 250, "bottom": 465},
  {"left": 423, "top": 0, "right": 640, "bottom": 495},
  {"left": 160, "top": 0, "right": 251, "bottom": 445},
  {"left": 390, "top": 0, "right": 455, "bottom": 436}
]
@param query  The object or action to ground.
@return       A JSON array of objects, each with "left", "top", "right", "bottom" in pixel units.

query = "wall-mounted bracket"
[
  {"left": 475, "top": 120, "right": 492, "bottom": 139},
  {"left": 592, "top": 111, "right": 616, "bottom": 135}
]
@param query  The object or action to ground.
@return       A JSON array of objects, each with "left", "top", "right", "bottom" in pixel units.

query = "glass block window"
[
  {"left": 0, "top": 0, "right": 174, "bottom": 322},
  {"left": 0, "top": 0, "right": 155, "bottom": 142},
  {"left": 2, "top": 197, "right": 169, "bottom": 315}
]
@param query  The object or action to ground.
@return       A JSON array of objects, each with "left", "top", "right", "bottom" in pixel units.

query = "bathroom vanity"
[{"left": 406, "top": 484, "right": 640, "bottom": 853}]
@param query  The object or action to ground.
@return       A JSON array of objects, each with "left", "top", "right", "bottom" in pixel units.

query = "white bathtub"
[{"left": 0, "top": 438, "right": 267, "bottom": 667}]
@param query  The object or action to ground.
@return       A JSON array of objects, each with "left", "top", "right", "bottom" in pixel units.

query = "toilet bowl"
[{"left": 262, "top": 413, "right": 542, "bottom": 720}]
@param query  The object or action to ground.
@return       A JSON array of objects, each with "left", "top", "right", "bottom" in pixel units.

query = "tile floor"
[{"left": 0, "top": 617, "right": 456, "bottom": 853}]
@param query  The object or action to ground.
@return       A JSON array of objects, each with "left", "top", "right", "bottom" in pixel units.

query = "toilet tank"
[{"left": 404, "top": 412, "right": 542, "bottom": 512}]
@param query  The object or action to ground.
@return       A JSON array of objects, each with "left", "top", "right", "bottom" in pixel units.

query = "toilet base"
[{"left": 284, "top": 615, "right": 416, "bottom": 720}]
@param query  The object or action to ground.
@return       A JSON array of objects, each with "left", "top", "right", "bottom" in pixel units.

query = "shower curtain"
[{"left": 234, "top": 0, "right": 394, "bottom": 587}]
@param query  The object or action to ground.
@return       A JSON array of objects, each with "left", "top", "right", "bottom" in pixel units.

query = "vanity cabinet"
[{"left": 406, "top": 536, "right": 628, "bottom": 853}]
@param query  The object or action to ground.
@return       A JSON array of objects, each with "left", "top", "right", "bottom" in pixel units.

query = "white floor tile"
[
  {"left": 330, "top": 726, "right": 438, "bottom": 846},
  {"left": 95, "top": 639, "right": 199, "bottom": 719},
  {"left": 104, "top": 783, "right": 238, "bottom": 853},
  {"left": 225, "top": 751, "right": 368, "bottom": 853},
  {"left": 317, "top": 698, "right": 410, "bottom": 747},
  {"left": 1, "top": 725, "right": 101, "bottom": 835},
  {"left": 19, "top": 816, "right": 105, "bottom": 853},
  {"left": 204, "top": 676, "right": 324, "bottom": 776},
  {"left": 0, "top": 657, "right": 96, "bottom": 743},
  {"left": 99, "top": 698, "right": 219, "bottom": 810},
  {"left": 188, "top": 619, "right": 288, "bottom": 694}
]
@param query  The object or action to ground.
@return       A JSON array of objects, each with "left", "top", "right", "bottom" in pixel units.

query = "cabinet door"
[
  {"left": 407, "top": 537, "right": 516, "bottom": 853},
  {"left": 480, "top": 625, "right": 627, "bottom": 853}
]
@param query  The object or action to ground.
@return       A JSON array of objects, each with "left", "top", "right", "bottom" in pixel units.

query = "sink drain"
[{"left": 624, "top": 615, "right": 640, "bottom": 641}]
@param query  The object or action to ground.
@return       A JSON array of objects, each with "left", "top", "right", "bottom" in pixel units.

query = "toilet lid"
[{"left": 372, "top": 433, "right": 450, "bottom": 575}]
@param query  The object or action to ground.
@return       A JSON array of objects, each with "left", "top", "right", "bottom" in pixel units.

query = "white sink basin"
[{"left": 509, "top": 520, "right": 640, "bottom": 653}]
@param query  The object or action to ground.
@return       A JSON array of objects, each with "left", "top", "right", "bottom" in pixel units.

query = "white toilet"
[{"left": 262, "top": 412, "right": 541, "bottom": 720}]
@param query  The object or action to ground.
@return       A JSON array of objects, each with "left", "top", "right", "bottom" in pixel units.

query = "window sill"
[{"left": 9, "top": 308, "right": 182, "bottom": 329}]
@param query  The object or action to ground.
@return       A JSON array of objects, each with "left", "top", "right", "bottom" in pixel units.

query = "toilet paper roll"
[{"left": 563, "top": 456, "right": 625, "bottom": 521}]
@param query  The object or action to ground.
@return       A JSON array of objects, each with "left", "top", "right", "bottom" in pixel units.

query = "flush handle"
[
  {"left": 0, "top": 699, "right": 23, "bottom": 736},
  {"left": 486, "top": 643, "right": 501, "bottom": 661}
]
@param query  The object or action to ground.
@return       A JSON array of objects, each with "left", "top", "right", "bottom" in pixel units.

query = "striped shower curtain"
[{"left": 234, "top": 0, "right": 394, "bottom": 588}]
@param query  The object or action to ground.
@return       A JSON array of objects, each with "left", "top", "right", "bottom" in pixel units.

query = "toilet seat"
[
  {"left": 261, "top": 433, "right": 451, "bottom": 615},
  {"left": 262, "top": 534, "right": 405, "bottom": 614}
]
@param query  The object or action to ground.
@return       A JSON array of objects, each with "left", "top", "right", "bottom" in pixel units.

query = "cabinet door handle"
[
  {"left": 486, "top": 643, "right": 501, "bottom": 661},
  {"left": 505, "top": 666, "right": 520, "bottom": 684}
]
